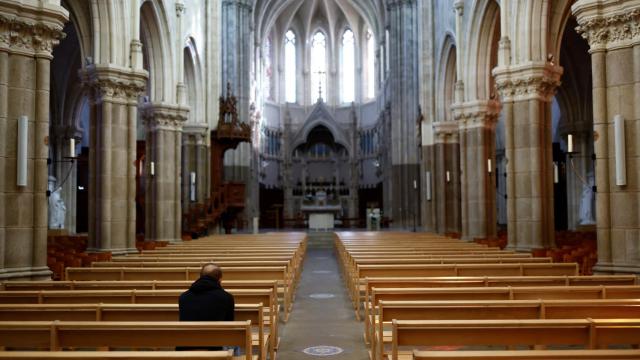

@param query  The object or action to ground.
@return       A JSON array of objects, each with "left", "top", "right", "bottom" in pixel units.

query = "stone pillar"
[
  {"left": 182, "top": 124, "right": 209, "bottom": 210},
  {"left": 433, "top": 122, "right": 461, "bottom": 234},
  {"left": 143, "top": 104, "right": 188, "bottom": 243},
  {"left": 221, "top": 0, "right": 255, "bottom": 224},
  {"left": 574, "top": 0, "right": 640, "bottom": 273},
  {"left": 0, "top": 1, "right": 67, "bottom": 280},
  {"left": 455, "top": 101, "right": 500, "bottom": 239},
  {"left": 387, "top": 0, "right": 420, "bottom": 228},
  {"left": 494, "top": 64, "right": 562, "bottom": 251},
  {"left": 81, "top": 65, "right": 147, "bottom": 254}
]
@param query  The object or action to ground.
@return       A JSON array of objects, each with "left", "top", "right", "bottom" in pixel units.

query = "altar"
[{"left": 300, "top": 191, "right": 341, "bottom": 230}]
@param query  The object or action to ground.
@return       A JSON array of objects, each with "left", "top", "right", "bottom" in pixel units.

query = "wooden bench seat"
[
  {"left": 0, "top": 303, "right": 271, "bottom": 360},
  {"left": 364, "top": 284, "right": 640, "bottom": 346},
  {"left": 0, "top": 351, "right": 234, "bottom": 360},
  {"left": 0, "top": 288, "right": 278, "bottom": 354},
  {"left": 390, "top": 319, "right": 640, "bottom": 360},
  {"left": 371, "top": 299, "right": 640, "bottom": 360},
  {"left": 346, "top": 263, "right": 579, "bottom": 318},
  {"left": 0, "top": 321, "right": 254, "bottom": 360},
  {"left": 357, "top": 275, "right": 638, "bottom": 321},
  {"left": 411, "top": 349, "right": 640, "bottom": 360},
  {"left": 63, "top": 266, "right": 295, "bottom": 321}
]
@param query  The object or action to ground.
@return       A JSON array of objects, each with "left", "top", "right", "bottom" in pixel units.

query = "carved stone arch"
[
  {"left": 140, "top": 0, "right": 173, "bottom": 102},
  {"left": 436, "top": 34, "right": 457, "bottom": 122},
  {"left": 549, "top": 0, "right": 576, "bottom": 61},
  {"left": 61, "top": 0, "right": 93, "bottom": 64},
  {"left": 184, "top": 36, "right": 203, "bottom": 124},
  {"left": 465, "top": 0, "right": 500, "bottom": 101},
  {"left": 291, "top": 104, "right": 350, "bottom": 151}
]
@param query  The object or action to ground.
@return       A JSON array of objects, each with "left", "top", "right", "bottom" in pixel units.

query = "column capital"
[
  {"left": 573, "top": 0, "right": 640, "bottom": 51},
  {"left": 433, "top": 121, "right": 459, "bottom": 144},
  {"left": 142, "top": 103, "right": 189, "bottom": 132},
  {"left": 80, "top": 64, "right": 147, "bottom": 104},
  {"left": 493, "top": 62, "right": 563, "bottom": 102},
  {"left": 175, "top": 2, "right": 186, "bottom": 17},
  {"left": 454, "top": 0, "right": 464, "bottom": 15},
  {"left": 183, "top": 123, "right": 209, "bottom": 136},
  {"left": 0, "top": 1, "right": 68, "bottom": 58},
  {"left": 453, "top": 100, "right": 501, "bottom": 130}
]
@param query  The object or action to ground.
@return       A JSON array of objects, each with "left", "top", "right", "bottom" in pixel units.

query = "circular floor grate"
[
  {"left": 308, "top": 293, "right": 336, "bottom": 299},
  {"left": 302, "top": 345, "right": 344, "bottom": 356}
]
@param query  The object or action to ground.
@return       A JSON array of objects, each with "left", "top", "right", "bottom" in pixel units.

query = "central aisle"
[{"left": 276, "top": 232, "right": 369, "bottom": 360}]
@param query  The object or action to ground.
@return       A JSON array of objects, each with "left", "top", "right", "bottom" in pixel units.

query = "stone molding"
[
  {"left": 80, "top": 64, "right": 147, "bottom": 105},
  {"left": 452, "top": 100, "right": 501, "bottom": 130},
  {"left": 493, "top": 62, "right": 563, "bottom": 102},
  {"left": 433, "top": 121, "right": 459, "bottom": 144},
  {"left": 143, "top": 103, "right": 189, "bottom": 132},
  {"left": 0, "top": 0, "right": 68, "bottom": 58},
  {"left": 573, "top": 0, "right": 640, "bottom": 50}
]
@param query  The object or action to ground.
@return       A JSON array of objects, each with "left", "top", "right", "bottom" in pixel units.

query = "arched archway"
[{"left": 49, "top": 1, "right": 90, "bottom": 235}]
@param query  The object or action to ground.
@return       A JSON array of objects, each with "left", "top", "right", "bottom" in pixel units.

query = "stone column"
[
  {"left": 574, "top": 0, "right": 640, "bottom": 274},
  {"left": 221, "top": 0, "right": 255, "bottom": 224},
  {"left": 455, "top": 101, "right": 500, "bottom": 239},
  {"left": 0, "top": 1, "right": 67, "bottom": 280},
  {"left": 143, "top": 104, "right": 188, "bottom": 243},
  {"left": 387, "top": 0, "right": 420, "bottom": 228},
  {"left": 433, "top": 122, "right": 461, "bottom": 234},
  {"left": 81, "top": 65, "right": 147, "bottom": 254},
  {"left": 494, "top": 64, "right": 562, "bottom": 251},
  {"left": 182, "top": 124, "right": 209, "bottom": 209}
]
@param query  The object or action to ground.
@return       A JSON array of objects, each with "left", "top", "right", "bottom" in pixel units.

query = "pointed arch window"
[
  {"left": 341, "top": 29, "right": 355, "bottom": 103},
  {"left": 310, "top": 31, "right": 327, "bottom": 101},
  {"left": 284, "top": 30, "right": 297, "bottom": 103},
  {"left": 263, "top": 36, "right": 273, "bottom": 100},
  {"left": 366, "top": 29, "right": 376, "bottom": 99}
]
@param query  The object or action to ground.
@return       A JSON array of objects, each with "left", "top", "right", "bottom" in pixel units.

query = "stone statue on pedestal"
[
  {"left": 48, "top": 176, "right": 66, "bottom": 229},
  {"left": 579, "top": 171, "right": 596, "bottom": 225}
]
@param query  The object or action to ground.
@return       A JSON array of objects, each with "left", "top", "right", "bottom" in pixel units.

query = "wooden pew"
[
  {"left": 0, "top": 280, "right": 279, "bottom": 292},
  {"left": 64, "top": 266, "right": 295, "bottom": 321},
  {"left": 0, "top": 303, "right": 271, "bottom": 360},
  {"left": 359, "top": 275, "right": 638, "bottom": 325},
  {"left": 373, "top": 299, "right": 640, "bottom": 360},
  {"left": 0, "top": 288, "right": 278, "bottom": 354},
  {"left": 411, "top": 349, "right": 640, "bottom": 360},
  {"left": 391, "top": 319, "right": 640, "bottom": 360},
  {"left": 0, "top": 351, "right": 234, "bottom": 360},
  {"left": 0, "top": 321, "right": 253, "bottom": 359},
  {"left": 364, "top": 284, "right": 640, "bottom": 347},
  {"left": 347, "top": 263, "right": 579, "bottom": 318}
]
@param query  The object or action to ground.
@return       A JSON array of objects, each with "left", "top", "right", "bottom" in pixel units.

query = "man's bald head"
[{"left": 200, "top": 263, "right": 222, "bottom": 281}]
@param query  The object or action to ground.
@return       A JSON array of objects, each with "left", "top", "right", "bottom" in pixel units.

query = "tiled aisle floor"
[{"left": 275, "top": 232, "right": 369, "bottom": 360}]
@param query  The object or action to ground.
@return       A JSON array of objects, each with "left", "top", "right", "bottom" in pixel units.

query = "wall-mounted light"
[
  {"left": 614, "top": 115, "right": 626, "bottom": 186},
  {"left": 487, "top": 158, "right": 493, "bottom": 174},
  {"left": 69, "top": 138, "right": 76, "bottom": 159},
  {"left": 553, "top": 162, "right": 559, "bottom": 184},
  {"left": 17, "top": 116, "right": 28, "bottom": 187},
  {"left": 150, "top": 161, "right": 155, "bottom": 177},
  {"left": 190, "top": 172, "right": 196, "bottom": 202},
  {"left": 413, "top": 180, "right": 417, "bottom": 190},
  {"left": 446, "top": 171, "right": 451, "bottom": 183},
  {"left": 426, "top": 171, "right": 432, "bottom": 201},
  {"left": 567, "top": 134, "right": 574, "bottom": 154}
]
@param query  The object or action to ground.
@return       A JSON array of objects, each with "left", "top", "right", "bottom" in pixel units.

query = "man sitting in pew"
[{"left": 178, "top": 263, "right": 235, "bottom": 351}]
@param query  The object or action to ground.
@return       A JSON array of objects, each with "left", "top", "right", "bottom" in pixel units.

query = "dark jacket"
[{"left": 177, "top": 276, "right": 235, "bottom": 350}]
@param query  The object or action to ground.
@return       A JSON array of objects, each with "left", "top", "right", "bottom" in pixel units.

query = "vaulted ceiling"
[{"left": 253, "top": 0, "right": 385, "bottom": 45}]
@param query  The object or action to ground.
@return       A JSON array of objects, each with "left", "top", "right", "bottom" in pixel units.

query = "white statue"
[
  {"left": 578, "top": 171, "right": 596, "bottom": 225},
  {"left": 48, "top": 176, "right": 66, "bottom": 229}
]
